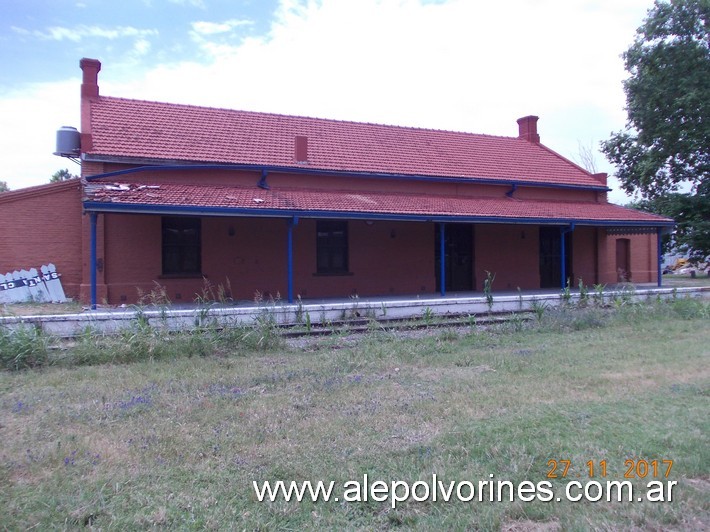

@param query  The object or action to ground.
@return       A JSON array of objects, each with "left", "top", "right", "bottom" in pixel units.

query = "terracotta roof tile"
[
  {"left": 84, "top": 181, "right": 672, "bottom": 225},
  {"left": 88, "top": 97, "right": 604, "bottom": 188}
]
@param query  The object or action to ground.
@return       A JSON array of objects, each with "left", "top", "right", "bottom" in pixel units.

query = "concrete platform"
[{"left": 1, "top": 285, "right": 708, "bottom": 338}]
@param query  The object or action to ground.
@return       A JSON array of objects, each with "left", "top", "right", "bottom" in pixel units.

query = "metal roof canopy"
[{"left": 82, "top": 200, "right": 674, "bottom": 228}]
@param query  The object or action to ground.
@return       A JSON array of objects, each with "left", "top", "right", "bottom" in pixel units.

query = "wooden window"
[
  {"left": 162, "top": 217, "right": 201, "bottom": 275},
  {"left": 316, "top": 220, "right": 348, "bottom": 274}
]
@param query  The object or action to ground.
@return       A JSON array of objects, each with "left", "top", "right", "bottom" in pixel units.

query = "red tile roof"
[
  {"left": 87, "top": 96, "right": 605, "bottom": 189},
  {"left": 83, "top": 181, "right": 673, "bottom": 225}
]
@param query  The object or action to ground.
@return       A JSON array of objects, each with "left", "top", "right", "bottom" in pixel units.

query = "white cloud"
[
  {"left": 168, "top": 0, "right": 206, "bottom": 8},
  {"left": 191, "top": 19, "right": 252, "bottom": 36},
  {"left": 133, "top": 38, "right": 152, "bottom": 56},
  {"left": 3, "top": 0, "right": 651, "bottom": 204},
  {"left": 188, "top": 19, "right": 255, "bottom": 58},
  {"left": 33, "top": 25, "right": 158, "bottom": 42},
  {"left": 0, "top": 80, "right": 80, "bottom": 188},
  {"left": 10, "top": 26, "right": 31, "bottom": 36}
]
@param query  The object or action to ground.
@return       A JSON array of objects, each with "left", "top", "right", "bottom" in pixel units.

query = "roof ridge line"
[
  {"left": 0, "top": 179, "right": 80, "bottom": 204},
  {"left": 535, "top": 141, "right": 600, "bottom": 179}
]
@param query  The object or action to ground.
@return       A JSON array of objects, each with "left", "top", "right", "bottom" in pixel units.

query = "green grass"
[
  {"left": 0, "top": 300, "right": 708, "bottom": 530},
  {"left": 663, "top": 273, "right": 710, "bottom": 287}
]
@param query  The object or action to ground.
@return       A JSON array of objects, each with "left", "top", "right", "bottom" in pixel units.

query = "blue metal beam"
[
  {"left": 439, "top": 223, "right": 446, "bottom": 296},
  {"left": 90, "top": 212, "right": 98, "bottom": 310}
]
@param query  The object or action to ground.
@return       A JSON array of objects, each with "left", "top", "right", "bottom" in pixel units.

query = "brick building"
[
  {"left": 0, "top": 180, "right": 83, "bottom": 299},
  {"left": 1, "top": 58, "right": 674, "bottom": 306}
]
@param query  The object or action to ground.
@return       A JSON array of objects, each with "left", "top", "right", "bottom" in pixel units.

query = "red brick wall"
[
  {"left": 572, "top": 226, "right": 598, "bottom": 287},
  {"left": 97, "top": 212, "right": 662, "bottom": 304},
  {"left": 292, "top": 219, "right": 435, "bottom": 298},
  {"left": 71, "top": 214, "right": 663, "bottom": 305},
  {"left": 601, "top": 233, "right": 658, "bottom": 284},
  {"left": 474, "top": 224, "right": 540, "bottom": 290},
  {"left": 0, "top": 187, "right": 657, "bottom": 305},
  {"left": 0, "top": 181, "right": 83, "bottom": 300},
  {"left": 100, "top": 215, "right": 438, "bottom": 303}
]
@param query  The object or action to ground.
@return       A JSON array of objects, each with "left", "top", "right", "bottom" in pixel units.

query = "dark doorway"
[
  {"left": 539, "top": 227, "right": 573, "bottom": 288},
  {"left": 435, "top": 224, "right": 474, "bottom": 292},
  {"left": 616, "top": 239, "right": 631, "bottom": 282}
]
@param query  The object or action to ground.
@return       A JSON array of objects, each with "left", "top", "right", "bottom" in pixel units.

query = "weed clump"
[
  {"left": 0, "top": 325, "right": 49, "bottom": 370},
  {"left": 538, "top": 306, "right": 610, "bottom": 332},
  {"left": 2, "top": 295, "right": 707, "bottom": 372}
]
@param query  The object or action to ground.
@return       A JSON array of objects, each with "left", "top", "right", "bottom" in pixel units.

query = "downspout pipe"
[
  {"left": 257, "top": 169, "right": 270, "bottom": 190},
  {"left": 560, "top": 223, "right": 575, "bottom": 290},
  {"left": 505, "top": 183, "right": 518, "bottom": 198},
  {"left": 439, "top": 223, "right": 446, "bottom": 297},
  {"left": 90, "top": 212, "right": 98, "bottom": 310},
  {"left": 657, "top": 227, "right": 663, "bottom": 287}
]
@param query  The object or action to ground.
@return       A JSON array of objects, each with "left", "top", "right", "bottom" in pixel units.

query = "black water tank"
[{"left": 54, "top": 126, "right": 80, "bottom": 157}]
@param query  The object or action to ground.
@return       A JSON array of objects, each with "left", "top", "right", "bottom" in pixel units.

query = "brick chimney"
[
  {"left": 295, "top": 135, "right": 308, "bottom": 163},
  {"left": 80, "top": 58, "right": 101, "bottom": 155},
  {"left": 80, "top": 58, "right": 101, "bottom": 99},
  {"left": 517, "top": 115, "right": 540, "bottom": 143},
  {"left": 593, "top": 172, "right": 608, "bottom": 186}
]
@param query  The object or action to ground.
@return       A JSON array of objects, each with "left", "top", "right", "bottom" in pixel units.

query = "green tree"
[
  {"left": 50, "top": 168, "right": 79, "bottom": 183},
  {"left": 632, "top": 194, "right": 710, "bottom": 258},
  {"left": 601, "top": 0, "right": 709, "bottom": 259},
  {"left": 0, "top": 180, "right": 9, "bottom": 193}
]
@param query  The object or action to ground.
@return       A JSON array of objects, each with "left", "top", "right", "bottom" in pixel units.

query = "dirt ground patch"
[
  {"left": 1, "top": 302, "right": 83, "bottom": 316},
  {"left": 502, "top": 520, "right": 561, "bottom": 532}
]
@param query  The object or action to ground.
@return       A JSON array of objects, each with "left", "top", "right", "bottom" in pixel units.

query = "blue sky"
[
  {"left": 1, "top": 0, "right": 278, "bottom": 86},
  {"left": 0, "top": 0, "right": 654, "bottom": 203}
]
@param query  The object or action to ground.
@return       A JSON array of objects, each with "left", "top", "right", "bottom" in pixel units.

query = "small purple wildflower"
[
  {"left": 205, "top": 383, "right": 244, "bottom": 399},
  {"left": 105, "top": 394, "right": 152, "bottom": 411},
  {"left": 12, "top": 401, "right": 29, "bottom": 414},
  {"left": 64, "top": 450, "right": 77, "bottom": 466},
  {"left": 119, "top": 395, "right": 150, "bottom": 409}
]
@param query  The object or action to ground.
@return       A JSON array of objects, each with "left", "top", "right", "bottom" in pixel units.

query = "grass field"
[
  {"left": 662, "top": 274, "right": 710, "bottom": 287},
  {"left": 1, "top": 299, "right": 708, "bottom": 530}
]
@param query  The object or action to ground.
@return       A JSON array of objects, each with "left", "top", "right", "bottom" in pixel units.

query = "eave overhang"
[
  {"left": 81, "top": 199, "right": 675, "bottom": 230},
  {"left": 82, "top": 159, "right": 613, "bottom": 193}
]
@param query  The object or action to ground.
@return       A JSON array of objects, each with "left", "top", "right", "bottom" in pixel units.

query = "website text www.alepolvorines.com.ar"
[{"left": 253, "top": 473, "right": 677, "bottom": 509}]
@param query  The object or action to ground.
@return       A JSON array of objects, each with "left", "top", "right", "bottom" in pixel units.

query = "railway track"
[{"left": 278, "top": 310, "right": 535, "bottom": 338}]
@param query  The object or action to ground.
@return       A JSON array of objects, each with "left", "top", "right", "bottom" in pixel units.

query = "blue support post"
[
  {"left": 90, "top": 212, "right": 97, "bottom": 310},
  {"left": 287, "top": 217, "right": 299, "bottom": 303},
  {"left": 657, "top": 227, "right": 663, "bottom": 287},
  {"left": 439, "top": 223, "right": 446, "bottom": 296}
]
